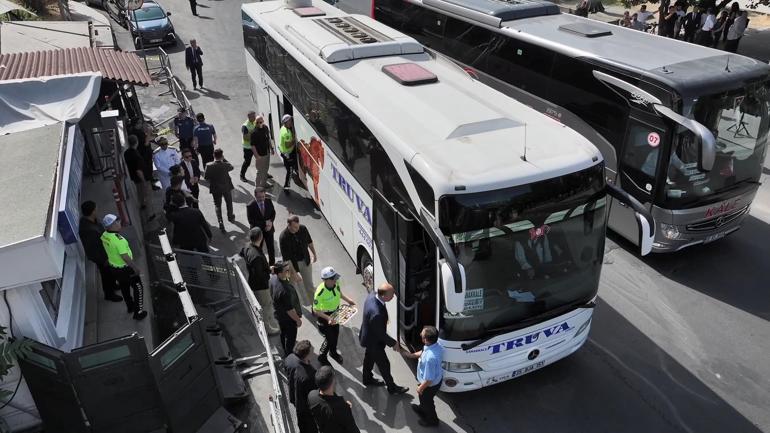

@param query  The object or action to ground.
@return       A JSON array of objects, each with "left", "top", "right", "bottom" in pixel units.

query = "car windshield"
[
  {"left": 662, "top": 84, "right": 770, "bottom": 209},
  {"left": 438, "top": 164, "right": 606, "bottom": 342},
  {"left": 133, "top": 5, "right": 165, "bottom": 21}
]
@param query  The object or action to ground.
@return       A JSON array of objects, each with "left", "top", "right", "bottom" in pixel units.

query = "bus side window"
[
  {"left": 443, "top": 17, "right": 496, "bottom": 69},
  {"left": 620, "top": 121, "right": 663, "bottom": 195}
]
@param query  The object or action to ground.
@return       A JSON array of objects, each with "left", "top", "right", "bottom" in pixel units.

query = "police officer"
[
  {"left": 100, "top": 214, "right": 148, "bottom": 320},
  {"left": 312, "top": 267, "right": 356, "bottom": 365}
]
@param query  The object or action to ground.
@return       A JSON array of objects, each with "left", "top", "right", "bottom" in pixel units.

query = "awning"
[{"left": 0, "top": 46, "right": 152, "bottom": 86}]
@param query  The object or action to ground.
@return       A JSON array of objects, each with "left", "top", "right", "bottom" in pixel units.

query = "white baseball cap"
[
  {"left": 281, "top": 114, "right": 293, "bottom": 124},
  {"left": 321, "top": 266, "right": 339, "bottom": 280},
  {"left": 102, "top": 214, "right": 119, "bottom": 227}
]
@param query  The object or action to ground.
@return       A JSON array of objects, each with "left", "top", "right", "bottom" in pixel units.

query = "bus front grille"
[{"left": 685, "top": 206, "right": 749, "bottom": 232}]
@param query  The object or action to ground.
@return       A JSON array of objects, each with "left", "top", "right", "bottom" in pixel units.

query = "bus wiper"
[{"left": 459, "top": 299, "right": 596, "bottom": 351}]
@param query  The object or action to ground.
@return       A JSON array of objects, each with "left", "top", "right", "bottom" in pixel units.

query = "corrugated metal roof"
[{"left": 0, "top": 47, "right": 151, "bottom": 86}]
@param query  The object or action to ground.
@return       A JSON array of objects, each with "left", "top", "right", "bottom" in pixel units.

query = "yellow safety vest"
[
  {"left": 242, "top": 120, "right": 257, "bottom": 149},
  {"left": 101, "top": 231, "right": 132, "bottom": 268},
  {"left": 313, "top": 282, "right": 341, "bottom": 312}
]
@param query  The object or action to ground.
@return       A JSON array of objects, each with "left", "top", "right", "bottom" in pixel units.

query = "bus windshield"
[
  {"left": 663, "top": 84, "right": 770, "bottom": 209},
  {"left": 438, "top": 164, "right": 606, "bottom": 342}
]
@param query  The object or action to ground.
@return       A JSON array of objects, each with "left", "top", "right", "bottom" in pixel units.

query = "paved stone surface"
[{"left": 110, "top": 0, "right": 770, "bottom": 431}]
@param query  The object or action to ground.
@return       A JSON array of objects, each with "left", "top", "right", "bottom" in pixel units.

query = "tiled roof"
[{"left": 0, "top": 47, "right": 152, "bottom": 86}]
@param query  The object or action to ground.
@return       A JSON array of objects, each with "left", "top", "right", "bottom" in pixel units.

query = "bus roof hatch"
[
  {"left": 308, "top": 16, "right": 423, "bottom": 63},
  {"left": 423, "top": 0, "right": 560, "bottom": 27}
]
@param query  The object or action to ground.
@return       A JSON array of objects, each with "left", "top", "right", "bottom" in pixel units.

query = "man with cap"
[
  {"left": 278, "top": 114, "right": 297, "bottom": 191},
  {"left": 173, "top": 107, "right": 196, "bottom": 152},
  {"left": 153, "top": 137, "right": 181, "bottom": 190},
  {"left": 100, "top": 214, "right": 148, "bottom": 320},
  {"left": 312, "top": 267, "right": 356, "bottom": 365},
  {"left": 270, "top": 261, "right": 302, "bottom": 356},
  {"left": 79, "top": 201, "right": 122, "bottom": 302}
]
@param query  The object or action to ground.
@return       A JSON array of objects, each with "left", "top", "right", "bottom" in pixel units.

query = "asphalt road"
[{"left": 118, "top": 0, "right": 770, "bottom": 431}]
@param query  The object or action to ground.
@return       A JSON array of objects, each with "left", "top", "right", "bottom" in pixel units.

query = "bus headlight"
[
  {"left": 442, "top": 362, "right": 482, "bottom": 373},
  {"left": 660, "top": 223, "right": 681, "bottom": 240}
]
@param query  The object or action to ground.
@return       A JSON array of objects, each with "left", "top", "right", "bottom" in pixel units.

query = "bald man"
[{"left": 358, "top": 283, "right": 408, "bottom": 395}]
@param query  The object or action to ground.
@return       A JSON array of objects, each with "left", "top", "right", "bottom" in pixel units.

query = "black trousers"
[
  {"left": 111, "top": 267, "right": 143, "bottom": 312},
  {"left": 278, "top": 320, "right": 298, "bottom": 357},
  {"left": 96, "top": 262, "right": 117, "bottom": 298},
  {"left": 362, "top": 344, "right": 394, "bottom": 387},
  {"left": 725, "top": 37, "right": 740, "bottom": 53},
  {"left": 212, "top": 190, "right": 234, "bottom": 222},
  {"left": 189, "top": 0, "right": 197, "bottom": 15},
  {"left": 261, "top": 230, "right": 275, "bottom": 265},
  {"left": 281, "top": 151, "right": 297, "bottom": 188},
  {"left": 318, "top": 321, "right": 339, "bottom": 357},
  {"left": 241, "top": 148, "right": 254, "bottom": 178},
  {"left": 179, "top": 137, "right": 194, "bottom": 152},
  {"left": 189, "top": 183, "right": 200, "bottom": 208},
  {"left": 199, "top": 146, "right": 214, "bottom": 167},
  {"left": 190, "top": 63, "right": 202, "bottom": 86},
  {"left": 296, "top": 410, "right": 318, "bottom": 433},
  {"left": 418, "top": 383, "right": 441, "bottom": 424}
]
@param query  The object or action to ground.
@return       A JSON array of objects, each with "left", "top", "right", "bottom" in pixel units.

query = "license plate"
[
  {"left": 704, "top": 232, "right": 725, "bottom": 244},
  {"left": 484, "top": 360, "right": 546, "bottom": 385},
  {"left": 150, "top": 39, "right": 162, "bottom": 43}
]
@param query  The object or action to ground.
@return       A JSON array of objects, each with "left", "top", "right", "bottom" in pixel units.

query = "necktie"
[{"left": 259, "top": 201, "right": 264, "bottom": 213}]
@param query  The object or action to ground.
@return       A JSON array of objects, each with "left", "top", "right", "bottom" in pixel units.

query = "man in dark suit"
[
  {"left": 284, "top": 340, "right": 318, "bottom": 433},
  {"left": 358, "top": 283, "right": 408, "bottom": 395},
  {"left": 204, "top": 148, "right": 235, "bottom": 231},
  {"left": 167, "top": 194, "right": 212, "bottom": 252},
  {"left": 185, "top": 39, "right": 203, "bottom": 89},
  {"left": 180, "top": 148, "right": 201, "bottom": 208},
  {"left": 246, "top": 186, "right": 276, "bottom": 265}
]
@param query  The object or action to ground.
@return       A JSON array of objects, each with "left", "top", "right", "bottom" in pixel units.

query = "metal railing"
[{"left": 232, "top": 261, "right": 289, "bottom": 433}]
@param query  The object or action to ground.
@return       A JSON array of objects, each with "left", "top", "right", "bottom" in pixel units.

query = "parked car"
[{"left": 126, "top": 1, "right": 177, "bottom": 48}]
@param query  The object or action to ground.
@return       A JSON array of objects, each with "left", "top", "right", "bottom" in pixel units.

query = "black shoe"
[
  {"left": 140, "top": 204, "right": 147, "bottom": 210},
  {"left": 329, "top": 351, "right": 343, "bottom": 365},
  {"left": 133, "top": 310, "right": 148, "bottom": 320},
  {"left": 387, "top": 385, "right": 409, "bottom": 395},
  {"left": 418, "top": 419, "right": 439, "bottom": 427},
  {"left": 363, "top": 378, "right": 386, "bottom": 387},
  {"left": 240, "top": 176, "right": 248, "bottom": 182},
  {"left": 228, "top": 215, "right": 236, "bottom": 222},
  {"left": 152, "top": 185, "right": 161, "bottom": 191},
  {"left": 218, "top": 222, "right": 225, "bottom": 232},
  {"left": 105, "top": 294, "right": 123, "bottom": 302},
  {"left": 318, "top": 353, "right": 330, "bottom": 366},
  {"left": 411, "top": 403, "right": 425, "bottom": 417},
  {"left": 127, "top": 304, "right": 135, "bottom": 313}
]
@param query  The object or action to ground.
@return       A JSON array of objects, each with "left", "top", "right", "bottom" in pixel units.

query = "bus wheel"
[{"left": 360, "top": 254, "right": 374, "bottom": 293}]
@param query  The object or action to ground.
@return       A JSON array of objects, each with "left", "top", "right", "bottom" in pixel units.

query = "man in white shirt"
[
  {"left": 153, "top": 137, "right": 181, "bottom": 190},
  {"left": 725, "top": 11, "right": 748, "bottom": 52},
  {"left": 698, "top": 8, "right": 717, "bottom": 46},
  {"left": 636, "top": 4, "right": 655, "bottom": 23}
]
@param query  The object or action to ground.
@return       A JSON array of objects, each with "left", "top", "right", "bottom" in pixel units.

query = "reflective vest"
[
  {"left": 242, "top": 120, "right": 257, "bottom": 148},
  {"left": 313, "top": 282, "right": 341, "bottom": 312},
  {"left": 101, "top": 231, "right": 131, "bottom": 268}
]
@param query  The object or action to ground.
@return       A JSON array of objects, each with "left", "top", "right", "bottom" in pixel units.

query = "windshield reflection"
[{"left": 438, "top": 164, "right": 606, "bottom": 342}]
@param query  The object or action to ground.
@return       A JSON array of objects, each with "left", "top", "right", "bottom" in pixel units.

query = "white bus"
[{"left": 241, "top": 0, "right": 652, "bottom": 391}]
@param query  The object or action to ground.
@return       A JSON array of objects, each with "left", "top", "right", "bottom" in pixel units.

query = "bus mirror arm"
[
  {"left": 419, "top": 209, "right": 466, "bottom": 314},
  {"left": 653, "top": 104, "right": 716, "bottom": 172},
  {"left": 606, "top": 184, "right": 655, "bottom": 256}
]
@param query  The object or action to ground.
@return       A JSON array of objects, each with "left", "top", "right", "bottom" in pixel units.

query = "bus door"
[
  {"left": 266, "top": 88, "right": 293, "bottom": 146},
  {"left": 610, "top": 113, "right": 667, "bottom": 243},
  {"left": 372, "top": 189, "right": 437, "bottom": 348}
]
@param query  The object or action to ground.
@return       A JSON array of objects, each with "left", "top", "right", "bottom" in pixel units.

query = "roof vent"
[
  {"left": 382, "top": 63, "right": 438, "bottom": 86},
  {"left": 311, "top": 16, "right": 424, "bottom": 62},
  {"left": 423, "top": 0, "right": 559, "bottom": 27},
  {"left": 315, "top": 17, "right": 390, "bottom": 45},
  {"left": 293, "top": 6, "right": 325, "bottom": 17},
  {"left": 558, "top": 22, "right": 612, "bottom": 38}
]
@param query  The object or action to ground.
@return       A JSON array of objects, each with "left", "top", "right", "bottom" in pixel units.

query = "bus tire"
[{"left": 358, "top": 252, "right": 373, "bottom": 294}]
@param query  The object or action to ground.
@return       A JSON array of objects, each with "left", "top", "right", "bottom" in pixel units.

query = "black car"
[{"left": 123, "top": 1, "right": 177, "bottom": 47}]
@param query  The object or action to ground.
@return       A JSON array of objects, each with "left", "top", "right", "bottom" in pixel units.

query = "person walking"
[
  {"left": 308, "top": 366, "right": 361, "bottom": 433},
  {"left": 180, "top": 148, "right": 201, "bottom": 208},
  {"left": 246, "top": 187, "right": 276, "bottom": 265},
  {"left": 241, "top": 228, "right": 280, "bottom": 334},
  {"left": 359, "top": 283, "right": 408, "bottom": 395},
  {"left": 284, "top": 340, "right": 318, "bottom": 433},
  {"left": 193, "top": 113, "right": 217, "bottom": 167},
  {"left": 100, "top": 214, "right": 148, "bottom": 320},
  {"left": 251, "top": 115, "right": 273, "bottom": 188},
  {"left": 278, "top": 114, "right": 297, "bottom": 191},
  {"left": 124, "top": 135, "right": 153, "bottom": 215},
  {"left": 153, "top": 137, "right": 181, "bottom": 190},
  {"left": 79, "top": 201, "right": 122, "bottom": 302},
  {"left": 240, "top": 111, "right": 259, "bottom": 182},
  {"left": 185, "top": 39, "right": 204, "bottom": 89},
  {"left": 204, "top": 148, "right": 236, "bottom": 231},
  {"left": 404, "top": 326, "right": 443, "bottom": 427},
  {"left": 312, "top": 267, "right": 356, "bottom": 366},
  {"left": 725, "top": 10, "right": 748, "bottom": 52},
  {"left": 270, "top": 262, "right": 303, "bottom": 357},
  {"left": 174, "top": 107, "right": 196, "bottom": 152},
  {"left": 279, "top": 215, "right": 317, "bottom": 295},
  {"left": 167, "top": 194, "right": 212, "bottom": 252}
]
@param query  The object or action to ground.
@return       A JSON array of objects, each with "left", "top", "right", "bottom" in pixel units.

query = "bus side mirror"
[
  {"left": 653, "top": 104, "right": 716, "bottom": 172},
  {"left": 607, "top": 183, "right": 655, "bottom": 256},
  {"left": 441, "top": 260, "right": 466, "bottom": 314}
]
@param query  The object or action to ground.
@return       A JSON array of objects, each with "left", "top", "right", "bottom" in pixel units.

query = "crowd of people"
[
  {"left": 615, "top": 1, "right": 749, "bottom": 52},
  {"left": 83, "top": 109, "right": 447, "bottom": 431}
]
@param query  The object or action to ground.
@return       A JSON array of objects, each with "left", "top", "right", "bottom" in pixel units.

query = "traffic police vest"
[
  {"left": 101, "top": 231, "right": 132, "bottom": 268},
  {"left": 242, "top": 120, "right": 257, "bottom": 149},
  {"left": 313, "top": 282, "right": 341, "bottom": 313}
]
